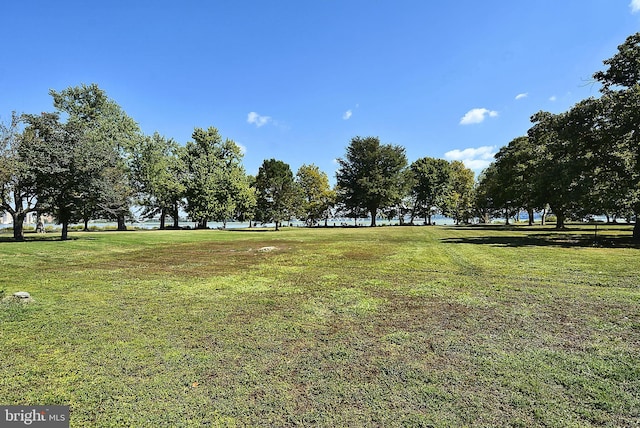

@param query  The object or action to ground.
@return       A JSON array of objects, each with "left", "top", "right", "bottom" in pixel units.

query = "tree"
[
  {"left": 255, "top": 159, "right": 298, "bottom": 230},
  {"left": 296, "top": 164, "right": 335, "bottom": 226},
  {"left": 593, "top": 32, "right": 640, "bottom": 239},
  {"left": 527, "top": 100, "right": 605, "bottom": 229},
  {"left": 408, "top": 157, "right": 451, "bottom": 225},
  {"left": 336, "top": 136, "right": 408, "bottom": 226},
  {"left": 233, "top": 174, "right": 257, "bottom": 227},
  {"left": 182, "top": 127, "right": 249, "bottom": 228},
  {"left": 22, "top": 112, "right": 112, "bottom": 240},
  {"left": 478, "top": 136, "right": 543, "bottom": 225},
  {"left": 49, "top": 83, "right": 140, "bottom": 231},
  {"left": 0, "top": 113, "right": 40, "bottom": 240},
  {"left": 444, "top": 161, "right": 475, "bottom": 224},
  {"left": 132, "top": 132, "right": 185, "bottom": 229},
  {"left": 474, "top": 166, "right": 502, "bottom": 224}
]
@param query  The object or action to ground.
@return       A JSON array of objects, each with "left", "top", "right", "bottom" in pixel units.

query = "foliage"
[
  {"left": 131, "top": 132, "right": 186, "bottom": 229},
  {"left": 444, "top": 160, "right": 474, "bottom": 224},
  {"left": 21, "top": 111, "right": 107, "bottom": 240},
  {"left": 407, "top": 157, "right": 452, "bottom": 224},
  {"left": 182, "top": 127, "right": 249, "bottom": 228},
  {"left": 594, "top": 32, "right": 640, "bottom": 238},
  {"left": 476, "top": 136, "right": 542, "bottom": 225},
  {"left": 336, "top": 136, "right": 408, "bottom": 226},
  {"left": 255, "top": 159, "right": 298, "bottom": 230},
  {"left": 50, "top": 83, "right": 141, "bottom": 231},
  {"left": 0, "top": 112, "right": 39, "bottom": 240},
  {"left": 296, "top": 164, "right": 336, "bottom": 226}
]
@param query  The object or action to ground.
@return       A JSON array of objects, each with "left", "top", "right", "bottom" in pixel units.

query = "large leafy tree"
[
  {"left": 593, "top": 32, "right": 640, "bottom": 238},
  {"left": 336, "top": 136, "right": 408, "bottom": 226},
  {"left": 182, "top": 127, "right": 248, "bottom": 228},
  {"left": 49, "top": 83, "right": 140, "bottom": 231},
  {"left": 528, "top": 98, "right": 606, "bottom": 229},
  {"left": 444, "top": 161, "right": 475, "bottom": 224},
  {"left": 22, "top": 112, "right": 112, "bottom": 240},
  {"left": 296, "top": 164, "right": 335, "bottom": 226},
  {"left": 474, "top": 165, "right": 502, "bottom": 224},
  {"left": 233, "top": 174, "right": 258, "bottom": 227},
  {"left": 0, "top": 113, "right": 40, "bottom": 240},
  {"left": 255, "top": 159, "right": 298, "bottom": 230},
  {"left": 132, "top": 132, "right": 185, "bottom": 229},
  {"left": 407, "top": 157, "right": 451, "bottom": 225},
  {"left": 480, "top": 136, "right": 542, "bottom": 225}
]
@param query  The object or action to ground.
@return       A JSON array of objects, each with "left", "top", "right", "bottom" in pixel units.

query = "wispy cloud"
[
  {"left": 343, "top": 109, "right": 352, "bottom": 120},
  {"left": 549, "top": 95, "right": 557, "bottom": 102},
  {"left": 445, "top": 146, "right": 496, "bottom": 172},
  {"left": 459, "top": 108, "right": 498, "bottom": 125},
  {"left": 631, "top": 0, "right": 640, "bottom": 13},
  {"left": 515, "top": 93, "right": 528, "bottom": 100},
  {"left": 237, "top": 142, "right": 247, "bottom": 154},
  {"left": 247, "top": 112, "right": 271, "bottom": 127}
]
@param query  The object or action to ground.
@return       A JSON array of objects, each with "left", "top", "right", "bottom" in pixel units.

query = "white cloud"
[
  {"left": 247, "top": 112, "right": 271, "bottom": 127},
  {"left": 549, "top": 95, "right": 557, "bottom": 102},
  {"left": 459, "top": 108, "right": 498, "bottom": 125},
  {"left": 515, "top": 93, "right": 528, "bottom": 100},
  {"left": 237, "top": 143, "right": 247, "bottom": 154},
  {"left": 445, "top": 146, "right": 497, "bottom": 172},
  {"left": 631, "top": 0, "right": 640, "bottom": 13},
  {"left": 343, "top": 109, "right": 352, "bottom": 120}
]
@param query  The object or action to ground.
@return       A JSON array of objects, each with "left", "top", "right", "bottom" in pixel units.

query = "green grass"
[{"left": 0, "top": 225, "right": 639, "bottom": 427}]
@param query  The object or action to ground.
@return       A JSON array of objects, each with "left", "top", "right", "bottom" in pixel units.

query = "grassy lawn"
[{"left": 0, "top": 225, "right": 638, "bottom": 427}]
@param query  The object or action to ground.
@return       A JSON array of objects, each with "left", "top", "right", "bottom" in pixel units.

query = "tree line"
[
  {"left": 3, "top": 32, "right": 639, "bottom": 241},
  {"left": 0, "top": 82, "right": 477, "bottom": 240},
  {"left": 475, "top": 32, "right": 640, "bottom": 239}
]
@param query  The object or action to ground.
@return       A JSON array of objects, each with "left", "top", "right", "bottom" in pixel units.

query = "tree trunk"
[
  {"left": 555, "top": 211, "right": 566, "bottom": 229},
  {"left": 527, "top": 208, "right": 534, "bottom": 226},
  {"left": 505, "top": 207, "right": 510, "bottom": 225},
  {"left": 83, "top": 218, "right": 89, "bottom": 231},
  {"left": 633, "top": 218, "right": 640, "bottom": 240},
  {"left": 116, "top": 215, "right": 126, "bottom": 231},
  {"left": 370, "top": 208, "right": 377, "bottom": 227},
  {"left": 171, "top": 204, "right": 179, "bottom": 228},
  {"left": 12, "top": 212, "right": 26, "bottom": 241},
  {"left": 160, "top": 207, "right": 166, "bottom": 230},
  {"left": 61, "top": 220, "right": 69, "bottom": 241},
  {"left": 275, "top": 220, "right": 280, "bottom": 231}
]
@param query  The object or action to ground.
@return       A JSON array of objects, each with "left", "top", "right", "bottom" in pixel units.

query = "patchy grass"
[{"left": 0, "top": 225, "right": 639, "bottom": 427}]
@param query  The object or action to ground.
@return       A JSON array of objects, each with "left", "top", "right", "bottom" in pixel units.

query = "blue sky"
[{"left": 2, "top": 1, "right": 639, "bottom": 181}]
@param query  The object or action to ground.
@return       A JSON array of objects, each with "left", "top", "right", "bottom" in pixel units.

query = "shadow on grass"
[
  {"left": 0, "top": 235, "right": 79, "bottom": 243},
  {"left": 442, "top": 234, "right": 640, "bottom": 249},
  {"left": 440, "top": 224, "right": 640, "bottom": 248}
]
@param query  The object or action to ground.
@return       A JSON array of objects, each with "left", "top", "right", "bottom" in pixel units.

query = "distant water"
[{"left": 2, "top": 215, "right": 457, "bottom": 230}]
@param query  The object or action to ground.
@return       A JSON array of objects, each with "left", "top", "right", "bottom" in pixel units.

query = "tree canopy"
[
  {"left": 255, "top": 159, "right": 298, "bottom": 230},
  {"left": 336, "top": 136, "right": 407, "bottom": 226}
]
